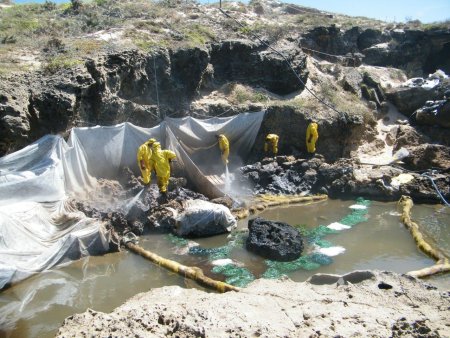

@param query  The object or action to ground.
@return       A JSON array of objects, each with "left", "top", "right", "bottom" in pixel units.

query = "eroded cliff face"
[
  {"left": 249, "top": 106, "right": 366, "bottom": 162},
  {"left": 301, "top": 26, "right": 450, "bottom": 76},
  {"left": 0, "top": 40, "right": 309, "bottom": 156},
  {"left": 1, "top": 2, "right": 449, "bottom": 164}
]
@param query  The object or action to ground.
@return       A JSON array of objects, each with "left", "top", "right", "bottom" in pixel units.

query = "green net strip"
[
  {"left": 167, "top": 198, "right": 371, "bottom": 285},
  {"left": 339, "top": 197, "right": 371, "bottom": 227},
  {"left": 212, "top": 264, "right": 255, "bottom": 288},
  {"left": 167, "top": 233, "right": 189, "bottom": 246}
]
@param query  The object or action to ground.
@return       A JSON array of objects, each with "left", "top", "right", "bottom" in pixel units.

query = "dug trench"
[
  {"left": 55, "top": 164, "right": 450, "bottom": 338},
  {"left": 72, "top": 150, "right": 449, "bottom": 279},
  {"left": 58, "top": 70, "right": 450, "bottom": 280},
  {"left": 1, "top": 1, "right": 450, "bottom": 335},
  {"left": 59, "top": 117, "right": 449, "bottom": 336}
]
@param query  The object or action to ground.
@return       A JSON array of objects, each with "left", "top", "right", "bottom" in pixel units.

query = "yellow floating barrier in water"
[
  {"left": 125, "top": 242, "right": 240, "bottom": 293},
  {"left": 398, "top": 195, "right": 450, "bottom": 278},
  {"left": 233, "top": 194, "right": 328, "bottom": 219}
]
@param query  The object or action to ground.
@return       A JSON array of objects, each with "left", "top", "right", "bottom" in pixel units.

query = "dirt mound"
[{"left": 56, "top": 270, "right": 450, "bottom": 337}]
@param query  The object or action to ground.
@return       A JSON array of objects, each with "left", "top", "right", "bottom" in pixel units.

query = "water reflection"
[
  {"left": 0, "top": 252, "right": 187, "bottom": 338},
  {"left": 1, "top": 200, "right": 448, "bottom": 338}
]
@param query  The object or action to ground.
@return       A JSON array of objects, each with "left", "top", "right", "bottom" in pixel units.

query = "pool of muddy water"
[{"left": 1, "top": 199, "right": 449, "bottom": 338}]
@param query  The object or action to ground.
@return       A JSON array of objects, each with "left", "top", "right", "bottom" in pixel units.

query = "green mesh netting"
[
  {"left": 263, "top": 252, "right": 333, "bottom": 279},
  {"left": 339, "top": 197, "right": 371, "bottom": 227},
  {"left": 188, "top": 245, "right": 231, "bottom": 260},
  {"left": 315, "top": 239, "right": 333, "bottom": 248},
  {"left": 167, "top": 198, "right": 371, "bottom": 286},
  {"left": 187, "top": 232, "right": 246, "bottom": 260},
  {"left": 309, "top": 252, "right": 333, "bottom": 265},
  {"left": 167, "top": 233, "right": 189, "bottom": 246},
  {"left": 262, "top": 198, "right": 371, "bottom": 279},
  {"left": 212, "top": 264, "right": 255, "bottom": 288},
  {"left": 227, "top": 230, "right": 247, "bottom": 247},
  {"left": 297, "top": 224, "right": 337, "bottom": 245},
  {"left": 262, "top": 267, "right": 287, "bottom": 279},
  {"left": 166, "top": 232, "right": 255, "bottom": 287}
]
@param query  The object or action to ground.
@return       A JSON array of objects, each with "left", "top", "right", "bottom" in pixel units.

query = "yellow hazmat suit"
[
  {"left": 137, "top": 138, "right": 156, "bottom": 184},
  {"left": 264, "top": 134, "right": 279, "bottom": 155},
  {"left": 150, "top": 142, "right": 176, "bottom": 193},
  {"left": 306, "top": 122, "right": 319, "bottom": 153},
  {"left": 217, "top": 134, "right": 229, "bottom": 165}
]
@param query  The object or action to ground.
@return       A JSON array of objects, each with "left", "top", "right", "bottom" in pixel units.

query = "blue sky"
[{"left": 13, "top": 0, "right": 450, "bottom": 23}]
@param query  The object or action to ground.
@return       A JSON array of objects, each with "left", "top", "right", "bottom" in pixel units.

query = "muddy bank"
[
  {"left": 56, "top": 270, "right": 449, "bottom": 337},
  {"left": 236, "top": 155, "right": 450, "bottom": 203}
]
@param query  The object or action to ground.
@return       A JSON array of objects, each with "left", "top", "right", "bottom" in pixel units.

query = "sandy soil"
[
  {"left": 354, "top": 102, "right": 407, "bottom": 165},
  {"left": 56, "top": 270, "right": 449, "bottom": 337}
]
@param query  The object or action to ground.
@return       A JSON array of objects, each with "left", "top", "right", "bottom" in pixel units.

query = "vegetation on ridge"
[{"left": 1, "top": 0, "right": 449, "bottom": 75}]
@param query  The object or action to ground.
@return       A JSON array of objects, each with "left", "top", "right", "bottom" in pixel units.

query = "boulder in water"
[{"left": 246, "top": 217, "right": 303, "bottom": 261}]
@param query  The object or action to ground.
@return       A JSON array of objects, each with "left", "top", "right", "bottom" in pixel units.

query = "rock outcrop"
[
  {"left": 384, "top": 71, "right": 450, "bottom": 146},
  {"left": 246, "top": 217, "right": 304, "bottom": 261},
  {"left": 415, "top": 99, "right": 450, "bottom": 128},
  {"left": 236, "top": 155, "right": 450, "bottom": 203},
  {"left": 386, "top": 73, "right": 449, "bottom": 116},
  {"left": 250, "top": 107, "right": 366, "bottom": 162},
  {"left": 301, "top": 26, "right": 450, "bottom": 76},
  {"left": 402, "top": 144, "right": 450, "bottom": 171},
  {"left": 0, "top": 40, "right": 308, "bottom": 156}
]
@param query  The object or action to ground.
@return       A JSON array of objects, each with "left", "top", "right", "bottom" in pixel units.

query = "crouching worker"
[
  {"left": 137, "top": 138, "right": 156, "bottom": 184},
  {"left": 151, "top": 142, "right": 176, "bottom": 197},
  {"left": 216, "top": 134, "right": 229, "bottom": 166},
  {"left": 264, "top": 133, "right": 279, "bottom": 156}
]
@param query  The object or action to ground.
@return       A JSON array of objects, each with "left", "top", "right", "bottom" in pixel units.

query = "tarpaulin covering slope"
[
  {"left": 0, "top": 135, "right": 112, "bottom": 289},
  {"left": 70, "top": 112, "right": 264, "bottom": 187},
  {"left": 70, "top": 123, "right": 163, "bottom": 179},
  {"left": 165, "top": 112, "right": 265, "bottom": 198},
  {"left": 0, "top": 112, "right": 265, "bottom": 288}
]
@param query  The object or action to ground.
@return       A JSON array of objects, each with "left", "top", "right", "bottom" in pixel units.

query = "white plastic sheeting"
[
  {"left": 165, "top": 113, "right": 264, "bottom": 166},
  {"left": 70, "top": 123, "right": 163, "bottom": 179},
  {"left": 0, "top": 112, "right": 265, "bottom": 288},
  {"left": 166, "top": 112, "right": 265, "bottom": 198},
  {"left": 0, "top": 135, "right": 113, "bottom": 289},
  {"left": 68, "top": 112, "right": 265, "bottom": 188},
  {"left": 0, "top": 134, "right": 94, "bottom": 205},
  {"left": 0, "top": 200, "right": 111, "bottom": 290}
]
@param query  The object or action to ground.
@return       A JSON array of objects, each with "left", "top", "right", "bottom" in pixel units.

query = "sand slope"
[{"left": 56, "top": 270, "right": 449, "bottom": 337}]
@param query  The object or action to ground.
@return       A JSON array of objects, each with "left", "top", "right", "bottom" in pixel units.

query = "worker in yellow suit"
[
  {"left": 137, "top": 138, "right": 156, "bottom": 184},
  {"left": 306, "top": 122, "right": 319, "bottom": 153},
  {"left": 216, "top": 134, "right": 229, "bottom": 165},
  {"left": 264, "top": 133, "right": 279, "bottom": 156},
  {"left": 150, "top": 142, "right": 176, "bottom": 194}
]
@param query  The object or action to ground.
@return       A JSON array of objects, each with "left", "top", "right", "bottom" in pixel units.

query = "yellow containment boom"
[
  {"left": 398, "top": 195, "right": 450, "bottom": 278},
  {"left": 125, "top": 242, "right": 240, "bottom": 293}
]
